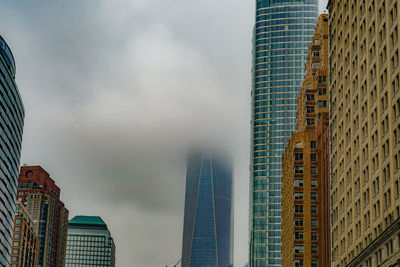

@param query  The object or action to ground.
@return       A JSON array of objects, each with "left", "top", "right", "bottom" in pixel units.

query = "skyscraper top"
[
  {"left": 69, "top": 216, "right": 108, "bottom": 230},
  {"left": 0, "top": 35, "right": 16, "bottom": 77}
]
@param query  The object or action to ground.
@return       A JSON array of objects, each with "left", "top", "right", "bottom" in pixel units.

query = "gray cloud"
[{"left": 0, "top": 0, "right": 327, "bottom": 266}]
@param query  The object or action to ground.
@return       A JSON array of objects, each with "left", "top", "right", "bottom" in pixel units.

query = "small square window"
[{"left": 311, "top": 141, "right": 317, "bottom": 148}]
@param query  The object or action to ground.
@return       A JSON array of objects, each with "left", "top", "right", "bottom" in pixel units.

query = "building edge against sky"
[
  {"left": 0, "top": 35, "right": 25, "bottom": 266},
  {"left": 181, "top": 151, "right": 233, "bottom": 267},
  {"left": 250, "top": 0, "right": 318, "bottom": 265},
  {"left": 66, "top": 216, "right": 116, "bottom": 267},
  {"left": 281, "top": 14, "right": 330, "bottom": 267}
]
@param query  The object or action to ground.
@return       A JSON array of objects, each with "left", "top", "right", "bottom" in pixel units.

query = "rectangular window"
[
  {"left": 294, "top": 219, "right": 303, "bottom": 227},
  {"left": 306, "top": 94, "right": 315, "bottom": 101},
  {"left": 294, "top": 246, "right": 304, "bottom": 253},
  {"left": 311, "top": 206, "right": 317, "bottom": 214},
  {"left": 311, "top": 154, "right": 317, "bottom": 161},
  {"left": 294, "top": 259, "right": 304, "bottom": 267},
  {"left": 311, "top": 166, "right": 317, "bottom": 174},
  {"left": 311, "top": 180, "right": 317, "bottom": 187},
  {"left": 294, "top": 153, "right": 303, "bottom": 161},
  {"left": 294, "top": 192, "right": 303, "bottom": 200},
  {"left": 294, "top": 180, "right": 304, "bottom": 187},
  {"left": 311, "top": 141, "right": 317, "bottom": 148},
  {"left": 295, "top": 205, "right": 303, "bottom": 213},
  {"left": 311, "top": 219, "right": 318, "bottom": 227},
  {"left": 294, "top": 166, "right": 304, "bottom": 174},
  {"left": 311, "top": 232, "right": 318, "bottom": 240},
  {"left": 312, "top": 246, "right": 318, "bottom": 254},
  {"left": 294, "top": 232, "right": 304, "bottom": 240},
  {"left": 311, "top": 192, "right": 317, "bottom": 201}
]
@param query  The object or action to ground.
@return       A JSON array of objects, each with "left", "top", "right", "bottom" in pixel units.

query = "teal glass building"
[
  {"left": 0, "top": 36, "right": 25, "bottom": 266},
  {"left": 181, "top": 152, "right": 233, "bottom": 267},
  {"left": 66, "top": 216, "right": 115, "bottom": 267},
  {"left": 250, "top": 1, "right": 318, "bottom": 266}
]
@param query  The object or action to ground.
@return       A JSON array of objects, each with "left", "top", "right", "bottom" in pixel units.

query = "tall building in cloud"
[
  {"left": 328, "top": 0, "right": 400, "bottom": 266},
  {"left": 0, "top": 35, "right": 25, "bottom": 266},
  {"left": 181, "top": 152, "right": 233, "bottom": 267},
  {"left": 281, "top": 14, "right": 330, "bottom": 267},
  {"left": 16, "top": 166, "right": 69, "bottom": 267},
  {"left": 66, "top": 216, "right": 115, "bottom": 267},
  {"left": 250, "top": 1, "right": 318, "bottom": 266}
]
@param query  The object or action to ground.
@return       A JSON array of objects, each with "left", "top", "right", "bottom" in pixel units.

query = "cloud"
[
  {"left": 0, "top": 0, "right": 251, "bottom": 266},
  {"left": 0, "top": 0, "right": 327, "bottom": 266}
]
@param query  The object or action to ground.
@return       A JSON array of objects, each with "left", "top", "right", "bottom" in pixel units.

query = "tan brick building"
[
  {"left": 282, "top": 14, "right": 330, "bottom": 267},
  {"left": 328, "top": 0, "right": 400, "bottom": 266},
  {"left": 10, "top": 201, "right": 39, "bottom": 267}
]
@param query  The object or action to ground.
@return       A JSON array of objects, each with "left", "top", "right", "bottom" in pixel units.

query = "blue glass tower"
[
  {"left": 181, "top": 152, "right": 233, "bottom": 267},
  {"left": 250, "top": 1, "right": 318, "bottom": 266},
  {"left": 0, "top": 36, "right": 25, "bottom": 266}
]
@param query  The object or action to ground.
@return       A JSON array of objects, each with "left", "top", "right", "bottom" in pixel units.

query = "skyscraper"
[
  {"left": 10, "top": 200, "right": 39, "bottom": 267},
  {"left": 281, "top": 14, "right": 329, "bottom": 267},
  {"left": 66, "top": 216, "right": 115, "bottom": 267},
  {"left": 181, "top": 152, "right": 233, "bottom": 267},
  {"left": 16, "top": 166, "right": 69, "bottom": 267},
  {"left": 0, "top": 35, "right": 25, "bottom": 266},
  {"left": 250, "top": 1, "right": 318, "bottom": 266},
  {"left": 328, "top": 0, "right": 400, "bottom": 266}
]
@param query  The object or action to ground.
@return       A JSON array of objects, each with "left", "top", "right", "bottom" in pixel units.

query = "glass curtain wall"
[{"left": 250, "top": 1, "right": 318, "bottom": 266}]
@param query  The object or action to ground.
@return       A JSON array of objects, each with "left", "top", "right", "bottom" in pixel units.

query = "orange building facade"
[
  {"left": 10, "top": 200, "right": 39, "bottom": 267},
  {"left": 281, "top": 14, "right": 330, "bottom": 267}
]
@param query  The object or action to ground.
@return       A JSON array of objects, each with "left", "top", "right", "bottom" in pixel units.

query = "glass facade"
[
  {"left": 66, "top": 216, "right": 115, "bottom": 267},
  {"left": 181, "top": 152, "right": 233, "bottom": 267},
  {"left": 250, "top": 1, "right": 317, "bottom": 266},
  {"left": 0, "top": 36, "right": 25, "bottom": 266}
]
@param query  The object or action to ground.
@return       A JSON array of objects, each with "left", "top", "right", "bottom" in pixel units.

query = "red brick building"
[{"left": 16, "top": 166, "right": 68, "bottom": 267}]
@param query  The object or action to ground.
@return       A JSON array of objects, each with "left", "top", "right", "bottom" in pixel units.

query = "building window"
[
  {"left": 311, "top": 232, "right": 318, "bottom": 241},
  {"left": 311, "top": 219, "right": 318, "bottom": 227},
  {"left": 294, "top": 180, "right": 304, "bottom": 187},
  {"left": 306, "top": 94, "right": 315, "bottom": 101},
  {"left": 311, "top": 141, "right": 317, "bottom": 148},
  {"left": 295, "top": 153, "right": 303, "bottom": 161},
  {"left": 311, "top": 260, "right": 318, "bottom": 267},
  {"left": 294, "top": 246, "right": 304, "bottom": 253},
  {"left": 311, "top": 166, "right": 317, "bottom": 174},
  {"left": 311, "top": 206, "right": 317, "bottom": 214},
  {"left": 294, "top": 259, "right": 304, "bottom": 267},
  {"left": 311, "top": 246, "right": 318, "bottom": 254},
  {"left": 294, "top": 219, "right": 303, "bottom": 227},
  {"left": 307, "top": 118, "right": 315, "bottom": 126},
  {"left": 295, "top": 205, "right": 303, "bottom": 213},
  {"left": 295, "top": 166, "right": 304, "bottom": 174},
  {"left": 311, "top": 192, "right": 317, "bottom": 201},
  {"left": 311, "top": 154, "right": 317, "bottom": 161},
  {"left": 294, "top": 232, "right": 304, "bottom": 240},
  {"left": 318, "top": 101, "right": 327, "bottom": 108},
  {"left": 311, "top": 180, "right": 317, "bottom": 187},
  {"left": 294, "top": 192, "right": 304, "bottom": 200}
]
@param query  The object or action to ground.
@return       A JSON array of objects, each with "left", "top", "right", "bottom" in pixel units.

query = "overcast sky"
[{"left": 0, "top": 1, "right": 328, "bottom": 266}]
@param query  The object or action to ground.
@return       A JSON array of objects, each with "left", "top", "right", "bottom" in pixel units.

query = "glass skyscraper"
[
  {"left": 66, "top": 216, "right": 115, "bottom": 267},
  {"left": 0, "top": 35, "right": 25, "bottom": 266},
  {"left": 181, "top": 152, "right": 233, "bottom": 267},
  {"left": 250, "top": 1, "right": 318, "bottom": 266}
]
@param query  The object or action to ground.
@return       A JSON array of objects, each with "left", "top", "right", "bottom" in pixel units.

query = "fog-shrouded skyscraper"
[
  {"left": 181, "top": 152, "right": 233, "bottom": 267},
  {"left": 250, "top": 1, "right": 318, "bottom": 266},
  {"left": 0, "top": 35, "right": 25, "bottom": 266},
  {"left": 66, "top": 216, "right": 115, "bottom": 267}
]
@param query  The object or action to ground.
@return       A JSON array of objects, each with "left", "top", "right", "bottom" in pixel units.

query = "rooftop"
[{"left": 69, "top": 216, "right": 108, "bottom": 230}]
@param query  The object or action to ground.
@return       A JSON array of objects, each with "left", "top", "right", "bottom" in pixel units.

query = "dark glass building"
[
  {"left": 181, "top": 152, "right": 233, "bottom": 267},
  {"left": 250, "top": 1, "right": 318, "bottom": 266},
  {"left": 0, "top": 35, "right": 25, "bottom": 266}
]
